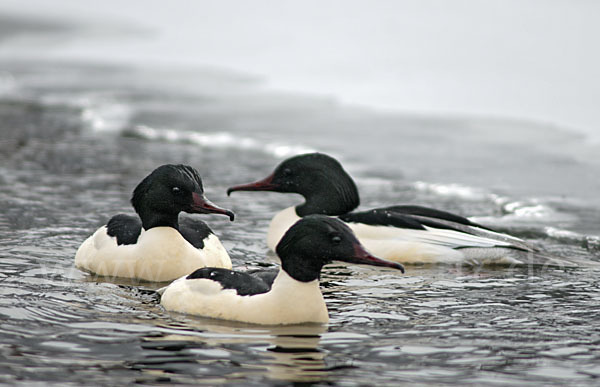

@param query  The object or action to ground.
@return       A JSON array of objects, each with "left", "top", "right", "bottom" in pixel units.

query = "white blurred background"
[{"left": 1, "top": 0, "right": 599, "bottom": 139}]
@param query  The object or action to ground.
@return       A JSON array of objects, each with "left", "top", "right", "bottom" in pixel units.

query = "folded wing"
[{"left": 340, "top": 205, "right": 537, "bottom": 252}]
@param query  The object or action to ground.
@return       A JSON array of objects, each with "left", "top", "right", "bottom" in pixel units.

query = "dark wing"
[
  {"left": 186, "top": 267, "right": 271, "bottom": 296},
  {"left": 105, "top": 214, "right": 214, "bottom": 249},
  {"left": 340, "top": 205, "right": 537, "bottom": 252},
  {"left": 178, "top": 216, "right": 214, "bottom": 249},
  {"left": 383, "top": 205, "right": 494, "bottom": 229},
  {"left": 386, "top": 205, "right": 537, "bottom": 252},
  {"left": 106, "top": 214, "right": 142, "bottom": 245},
  {"left": 339, "top": 207, "right": 426, "bottom": 230},
  {"left": 340, "top": 205, "right": 489, "bottom": 231}
]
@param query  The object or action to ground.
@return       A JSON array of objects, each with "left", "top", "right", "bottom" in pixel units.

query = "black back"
[
  {"left": 384, "top": 205, "right": 493, "bottom": 230},
  {"left": 178, "top": 216, "right": 214, "bottom": 249},
  {"left": 186, "top": 267, "right": 271, "bottom": 296},
  {"left": 105, "top": 214, "right": 214, "bottom": 248},
  {"left": 340, "top": 208, "right": 427, "bottom": 230},
  {"left": 106, "top": 214, "right": 142, "bottom": 245},
  {"left": 340, "top": 205, "right": 489, "bottom": 231},
  {"left": 244, "top": 267, "right": 279, "bottom": 288}
]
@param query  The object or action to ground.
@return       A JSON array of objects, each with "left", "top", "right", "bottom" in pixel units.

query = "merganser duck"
[
  {"left": 227, "top": 153, "right": 552, "bottom": 266},
  {"left": 75, "top": 164, "right": 235, "bottom": 282},
  {"left": 159, "top": 215, "right": 404, "bottom": 324}
]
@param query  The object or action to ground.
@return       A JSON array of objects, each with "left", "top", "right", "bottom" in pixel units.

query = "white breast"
[
  {"left": 160, "top": 270, "right": 329, "bottom": 325},
  {"left": 74, "top": 226, "right": 232, "bottom": 282}
]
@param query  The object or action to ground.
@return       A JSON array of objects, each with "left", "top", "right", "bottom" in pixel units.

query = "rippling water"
[{"left": 1, "top": 18, "right": 600, "bottom": 386}]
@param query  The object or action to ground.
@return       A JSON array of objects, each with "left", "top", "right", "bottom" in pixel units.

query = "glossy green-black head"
[
  {"left": 132, "top": 164, "right": 234, "bottom": 230},
  {"left": 227, "top": 153, "right": 360, "bottom": 216},
  {"left": 275, "top": 215, "right": 404, "bottom": 282}
]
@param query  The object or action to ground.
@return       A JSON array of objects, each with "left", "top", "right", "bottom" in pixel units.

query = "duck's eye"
[
  {"left": 282, "top": 168, "right": 292, "bottom": 177},
  {"left": 331, "top": 235, "right": 342, "bottom": 245},
  {"left": 171, "top": 186, "right": 182, "bottom": 194}
]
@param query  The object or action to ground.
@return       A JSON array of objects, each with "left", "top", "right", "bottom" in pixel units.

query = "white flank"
[
  {"left": 348, "top": 223, "right": 520, "bottom": 263},
  {"left": 160, "top": 270, "right": 329, "bottom": 325},
  {"left": 74, "top": 226, "right": 232, "bottom": 282},
  {"left": 265, "top": 206, "right": 518, "bottom": 264}
]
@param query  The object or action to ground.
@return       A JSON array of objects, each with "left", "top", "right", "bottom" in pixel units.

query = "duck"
[
  {"left": 227, "top": 152, "right": 558, "bottom": 266},
  {"left": 75, "top": 164, "right": 235, "bottom": 282},
  {"left": 159, "top": 215, "right": 404, "bottom": 325}
]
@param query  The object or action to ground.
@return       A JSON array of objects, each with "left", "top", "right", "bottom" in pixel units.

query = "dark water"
[{"left": 1, "top": 18, "right": 600, "bottom": 386}]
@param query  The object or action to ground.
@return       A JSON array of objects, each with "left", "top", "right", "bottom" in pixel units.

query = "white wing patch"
[
  {"left": 419, "top": 226, "right": 515, "bottom": 249},
  {"left": 346, "top": 222, "right": 520, "bottom": 263},
  {"left": 348, "top": 222, "right": 514, "bottom": 249}
]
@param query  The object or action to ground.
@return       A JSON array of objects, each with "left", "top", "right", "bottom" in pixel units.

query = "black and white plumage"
[
  {"left": 227, "top": 153, "right": 560, "bottom": 266},
  {"left": 185, "top": 267, "right": 273, "bottom": 296},
  {"left": 106, "top": 214, "right": 215, "bottom": 249},
  {"left": 159, "top": 215, "right": 404, "bottom": 324},
  {"left": 75, "top": 164, "right": 235, "bottom": 282}
]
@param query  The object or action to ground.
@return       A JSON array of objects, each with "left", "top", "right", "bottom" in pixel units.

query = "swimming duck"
[
  {"left": 159, "top": 215, "right": 404, "bottom": 324},
  {"left": 227, "top": 153, "right": 548, "bottom": 266},
  {"left": 75, "top": 164, "right": 235, "bottom": 282}
]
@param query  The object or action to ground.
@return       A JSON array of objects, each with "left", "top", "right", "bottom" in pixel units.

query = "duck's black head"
[
  {"left": 227, "top": 153, "right": 359, "bottom": 216},
  {"left": 275, "top": 215, "right": 404, "bottom": 282},
  {"left": 131, "top": 164, "right": 234, "bottom": 230}
]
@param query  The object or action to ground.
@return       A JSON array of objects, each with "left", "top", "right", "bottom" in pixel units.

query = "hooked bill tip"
[{"left": 394, "top": 262, "right": 406, "bottom": 273}]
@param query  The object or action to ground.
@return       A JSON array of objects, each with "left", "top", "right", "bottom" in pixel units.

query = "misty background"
[{"left": 1, "top": 0, "right": 599, "bottom": 141}]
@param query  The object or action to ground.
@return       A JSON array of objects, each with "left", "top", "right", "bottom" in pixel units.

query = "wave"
[
  {"left": 123, "top": 124, "right": 315, "bottom": 159},
  {"left": 0, "top": 63, "right": 313, "bottom": 159},
  {"left": 544, "top": 227, "right": 584, "bottom": 241},
  {"left": 412, "top": 181, "right": 507, "bottom": 204},
  {"left": 545, "top": 227, "right": 600, "bottom": 253},
  {"left": 412, "top": 182, "right": 577, "bottom": 227},
  {"left": 471, "top": 201, "right": 573, "bottom": 225},
  {"left": 22, "top": 88, "right": 135, "bottom": 133},
  {"left": 79, "top": 102, "right": 132, "bottom": 132},
  {"left": 411, "top": 181, "right": 599, "bottom": 252},
  {"left": 368, "top": 180, "right": 564, "bottom": 224},
  {"left": 0, "top": 71, "right": 135, "bottom": 133}
]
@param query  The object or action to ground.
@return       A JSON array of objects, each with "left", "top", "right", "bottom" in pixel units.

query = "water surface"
[{"left": 1, "top": 12, "right": 600, "bottom": 386}]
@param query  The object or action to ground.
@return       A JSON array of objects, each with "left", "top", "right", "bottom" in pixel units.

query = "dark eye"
[
  {"left": 282, "top": 168, "right": 292, "bottom": 177},
  {"left": 171, "top": 186, "right": 182, "bottom": 194},
  {"left": 331, "top": 235, "right": 342, "bottom": 244}
]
